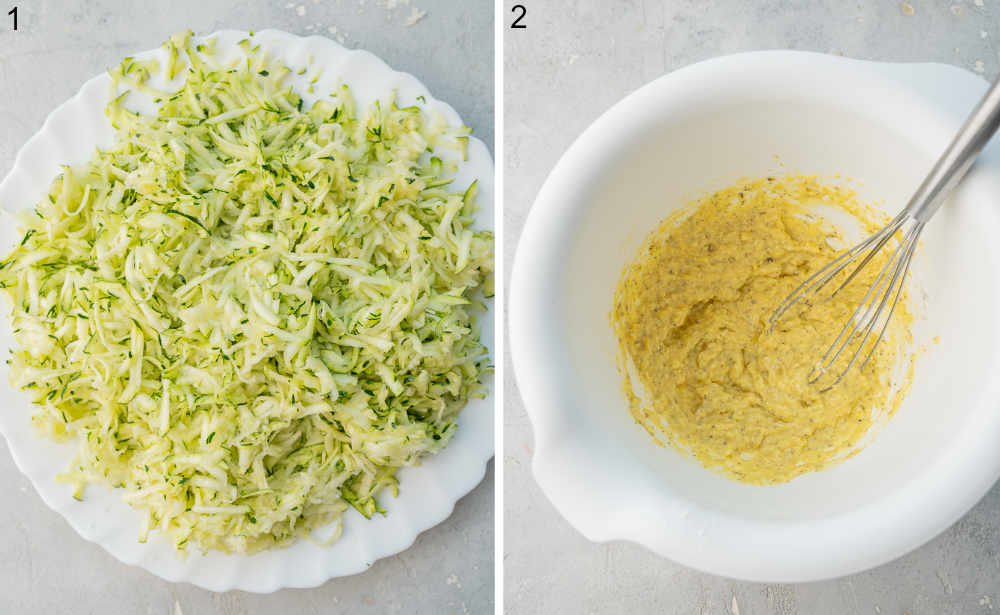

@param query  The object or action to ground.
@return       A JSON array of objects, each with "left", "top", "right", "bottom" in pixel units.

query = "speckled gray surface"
[
  {"left": 504, "top": 1, "right": 1000, "bottom": 613},
  {"left": 0, "top": 1, "right": 493, "bottom": 613}
]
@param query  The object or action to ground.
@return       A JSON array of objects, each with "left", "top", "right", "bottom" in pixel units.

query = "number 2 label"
[{"left": 511, "top": 4, "right": 526, "bottom": 29}]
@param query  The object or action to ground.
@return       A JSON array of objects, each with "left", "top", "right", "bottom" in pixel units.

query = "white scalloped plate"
[{"left": 0, "top": 29, "right": 494, "bottom": 593}]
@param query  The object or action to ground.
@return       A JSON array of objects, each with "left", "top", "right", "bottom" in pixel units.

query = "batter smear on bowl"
[{"left": 611, "top": 175, "right": 914, "bottom": 484}]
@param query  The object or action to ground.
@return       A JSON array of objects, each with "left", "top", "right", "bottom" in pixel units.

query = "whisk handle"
[{"left": 906, "top": 73, "right": 1000, "bottom": 223}]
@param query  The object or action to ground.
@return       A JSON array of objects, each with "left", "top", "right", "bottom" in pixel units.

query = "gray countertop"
[
  {"left": 0, "top": 1, "right": 493, "bottom": 613},
  {"left": 504, "top": 1, "right": 1000, "bottom": 613}
]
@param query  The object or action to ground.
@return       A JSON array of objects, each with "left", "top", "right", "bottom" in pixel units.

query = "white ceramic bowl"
[
  {"left": 0, "top": 29, "right": 494, "bottom": 592},
  {"left": 510, "top": 51, "right": 1000, "bottom": 583}
]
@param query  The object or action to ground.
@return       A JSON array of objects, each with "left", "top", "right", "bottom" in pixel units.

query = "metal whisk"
[{"left": 770, "top": 73, "right": 1000, "bottom": 391}]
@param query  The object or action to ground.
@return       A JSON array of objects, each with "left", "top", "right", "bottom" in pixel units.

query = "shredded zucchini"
[{"left": 0, "top": 31, "right": 493, "bottom": 553}]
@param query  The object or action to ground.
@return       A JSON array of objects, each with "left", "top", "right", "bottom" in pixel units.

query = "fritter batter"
[{"left": 612, "top": 176, "right": 912, "bottom": 484}]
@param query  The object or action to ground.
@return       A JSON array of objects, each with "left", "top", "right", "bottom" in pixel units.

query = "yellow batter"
[{"left": 612, "top": 176, "right": 913, "bottom": 485}]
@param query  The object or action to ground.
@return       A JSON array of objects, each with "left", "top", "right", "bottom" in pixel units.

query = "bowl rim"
[{"left": 509, "top": 49, "right": 1000, "bottom": 583}]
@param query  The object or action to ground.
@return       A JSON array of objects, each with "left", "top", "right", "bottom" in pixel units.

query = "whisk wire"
[
  {"left": 804, "top": 223, "right": 911, "bottom": 387},
  {"left": 828, "top": 213, "right": 907, "bottom": 299},
  {"left": 767, "top": 211, "right": 907, "bottom": 330},
  {"left": 858, "top": 223, "right": 922, "bottom": 372}
]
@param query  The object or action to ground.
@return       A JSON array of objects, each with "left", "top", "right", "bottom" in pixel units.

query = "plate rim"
[{"left": 0, "top": 27, "right": 495, "bottom": 593}]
